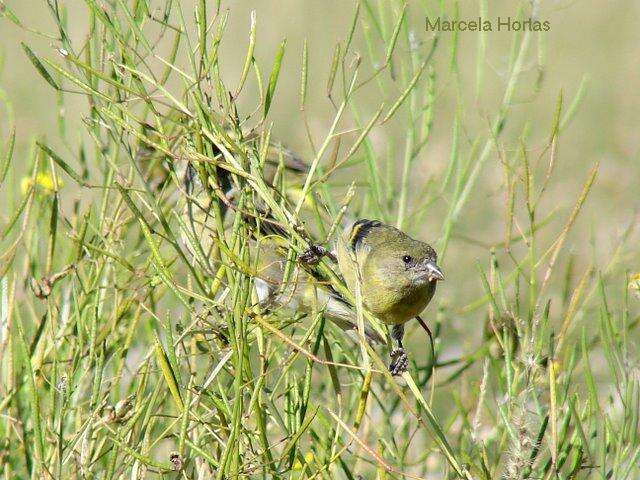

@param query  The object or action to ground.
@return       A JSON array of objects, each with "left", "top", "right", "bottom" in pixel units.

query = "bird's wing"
[{"left": 254, "top": 242, "right": 384, "bottom": 344}]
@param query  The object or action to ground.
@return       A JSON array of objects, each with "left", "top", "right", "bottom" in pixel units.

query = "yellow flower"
[
  {"left": 629, "top": 273, "right": 640, "bottom": 298},
  {"left": 20, "top": 172, "right": 61, "bottom": 195},
  {"left": 292, "top": 451, "right": 314, "bottom": 470}
]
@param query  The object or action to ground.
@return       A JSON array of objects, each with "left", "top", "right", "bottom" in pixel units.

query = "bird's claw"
[
  {"left": 299, "top": 245, "right": 335, "bottom": 265},
  {"left": 389, "top": 348, "right": 408, "bottom": 376}
]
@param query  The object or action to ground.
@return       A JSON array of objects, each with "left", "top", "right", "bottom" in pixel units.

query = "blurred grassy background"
[
  {"left": 2, "top": 0, "right": 640, "bottom": 478},
  {"left": 3, "top": 0, "right": 639, "bottom": 345}
]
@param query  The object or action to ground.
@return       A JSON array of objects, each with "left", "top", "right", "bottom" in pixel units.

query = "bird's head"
[{"left": 347, "top": 220, "right": 444, "bottom": 292}]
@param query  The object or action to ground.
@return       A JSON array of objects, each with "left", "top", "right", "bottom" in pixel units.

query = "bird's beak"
[{"left": 425, "top": 261, "right": 444, "bottom": 282}]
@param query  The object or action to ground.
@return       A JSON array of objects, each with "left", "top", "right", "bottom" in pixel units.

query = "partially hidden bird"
[
  {"left": 335, "top": 219, "right": 444, "bottom": 374},
  {"left": 148, "top": 124, "right": 444, "bottom": 375},
  {"left": 251, "top": 218, "right": 444, "bottom": 375}
]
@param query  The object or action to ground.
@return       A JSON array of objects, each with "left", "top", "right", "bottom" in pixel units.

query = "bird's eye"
[{"left": 402, "top": 255, "right": 413, "bottom": 264}]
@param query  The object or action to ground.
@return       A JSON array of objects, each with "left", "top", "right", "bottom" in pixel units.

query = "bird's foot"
[
  {"left": 389, "top": 348, "right": 408, "bottom": 376},
  {"left": 299, "top": 245, "right": 336, "bottom": 265}
]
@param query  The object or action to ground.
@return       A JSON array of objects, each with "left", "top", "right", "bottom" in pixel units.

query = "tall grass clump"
[{"left": 1, "top": 1, "right": 639, "bottom": 479}]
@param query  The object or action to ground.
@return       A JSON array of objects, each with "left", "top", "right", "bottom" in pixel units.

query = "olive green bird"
[
  {"left": 334, "top": 219, "right": 444, "bottom": 374},
  {"left": 253, "top": 219, "right": 444, "bottom": 374},
  {"left": 136, "top": 120, "right": 307, "bottom": 194},
  {"left": 180, "top": 185, "right": 443, "bottom": 374},
  {"left": 152, "top": 123, "right": 444, "bottom": 374},
  {"left": 134, "top": 120, "right": 310, "bottom": 273},
  {"left": 178, "top": 142, "right": 309, "bottom": 276}
]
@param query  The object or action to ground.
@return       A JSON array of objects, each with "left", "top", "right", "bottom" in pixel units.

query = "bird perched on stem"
[
  {"left": 334, "top": 219, "right": 444, "bottom": 375},
  {"left": 156, "top": 121, "right": 443, "bottom": 375},
  {"left": 186, "top": 205, "right": 444, "bottom": 374}
]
